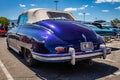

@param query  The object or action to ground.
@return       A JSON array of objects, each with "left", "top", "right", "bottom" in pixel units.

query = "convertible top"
[{"left": 20, "top": 8, "right": 76, "bottom": 24}]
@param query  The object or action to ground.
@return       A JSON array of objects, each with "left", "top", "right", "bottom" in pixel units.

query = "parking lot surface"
[{"left": 0, "top": 37, "right": 120, "bottom": 80}]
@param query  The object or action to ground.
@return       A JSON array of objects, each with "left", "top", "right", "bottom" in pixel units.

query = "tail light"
[{"left": 55, "top": 47, "right": 64, "bottom": 52}]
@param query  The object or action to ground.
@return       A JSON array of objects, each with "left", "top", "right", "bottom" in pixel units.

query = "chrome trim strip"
[
  {"left": 9, "top": 45, "right": 19, "bottom": 53},
  {"left": 82, "top": 34, "right": 87, "bottom": 42},
  {"left": 32, "top": 24, "right": 54, "bottom": 33},
  {"left": 32, "top": 54, "right": 71, "bottom": 61},
  {"left": 75, "top": 52, "right": 102, "bottom": 58}
]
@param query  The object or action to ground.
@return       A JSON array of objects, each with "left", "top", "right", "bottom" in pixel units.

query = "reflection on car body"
[{"left": 7, "top": 8, "right": 111, "bottom": 66}]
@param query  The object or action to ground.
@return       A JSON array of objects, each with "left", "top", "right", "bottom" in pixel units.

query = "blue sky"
[{"left": 0, "top": 0, "right": 120, "bottom": 22}]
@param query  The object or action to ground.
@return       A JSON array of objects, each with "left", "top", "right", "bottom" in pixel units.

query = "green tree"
[
  {"left": 0, "top": 17, "right": 10, "bottom": 27},
  {"left": 111, "top": 18, "right": 120, "bottom": 27}
]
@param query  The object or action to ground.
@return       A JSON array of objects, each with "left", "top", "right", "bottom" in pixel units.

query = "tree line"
[
  {"left": 0, "top": 16, "right": 120, "bottom": 29},
  {"left": 0, "top": 17, "right": 10, "bottom": 30}
]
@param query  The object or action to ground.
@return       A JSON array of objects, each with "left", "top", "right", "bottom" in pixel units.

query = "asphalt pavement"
[{"left": 0, "top": 37, "right": 120, "bottom": 80}]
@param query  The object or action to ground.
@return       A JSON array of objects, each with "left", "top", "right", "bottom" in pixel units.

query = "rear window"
[{"left": 47, "top": 12, "right": 74, "bottom": 20}]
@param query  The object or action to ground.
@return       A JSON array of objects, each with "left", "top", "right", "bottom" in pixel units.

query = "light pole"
[
  {"left": 83, "top": 13, "right": 86, "bottom": 23},
  {"left": 54, "top": 0, "right": 59, "bottom": 10}
]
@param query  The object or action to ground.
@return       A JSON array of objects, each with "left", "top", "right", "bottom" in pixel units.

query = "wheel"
[{"left": 23, "top": 49, "right": 35, "bottom": 66}]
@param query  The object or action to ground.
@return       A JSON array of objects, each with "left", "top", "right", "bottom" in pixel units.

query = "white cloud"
[
  {"left": 78, "top": 13, "right": 83, "bottom": 15},
  {"left": 95, "top": 0, "right": 120, "bottom": 3},
  {"left": 78, "top": 13, "right": 90, "bottom": 15},
  {"left": 64, "top": 7, "right": 77, "bottom": 11},
  {"left": 79, "top": 5, "right": 88, "bottom": 10},
  {"left": 64, "top": 5, "right": 88, "bottom": 12},
  {"left": 115, "top": 6, "right": 120, "bottom": 10},
  {"left": 19, "top": 4, "right": 26, "bottom": 8},
  {"left": 102, "top": 10, "right": 109, "bottom": 12},
  {"left": 85, "top": 13, "right": 90, "bottom": 15},
  {"left": 30, "top": 4, "right": 37, "bottom": 7}
]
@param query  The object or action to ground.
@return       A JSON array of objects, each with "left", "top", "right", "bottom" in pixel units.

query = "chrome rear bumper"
[{"left": 32, "top": 47, "right": 111, "bottom": 65}]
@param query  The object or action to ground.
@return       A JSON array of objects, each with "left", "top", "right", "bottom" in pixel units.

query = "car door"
[
  {"left": 7, "top": 26, "right": 20, "bottom": 52},
  {"left": 16, "top": 13, "right": 29, "bottom": 51}
]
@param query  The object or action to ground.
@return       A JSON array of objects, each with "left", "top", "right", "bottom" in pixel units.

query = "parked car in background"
[
  {"left": 6, "top": 8, "right": 111, "bottom": 66},
  {"left": 102, "top": 26, "right": 120, "bottom": 35},
  {"left": 85, "top": 24, "right": 116, "bottom": 36},
  {"left": 84, "top": 24, "right": 116, "bottom": 42},
  {"left": 0, "top": 26, "right": 8, "bottom": 36},
  {"left": 86, "top": 22, "right": 119, "bottom": 37},
  {"left": 0, "top": 30, "right": 7, "bottom": 36}
]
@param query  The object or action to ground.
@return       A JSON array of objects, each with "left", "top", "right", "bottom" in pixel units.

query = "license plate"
[{"left": 80, "top": 42, "right": 94, "bottom": 51}]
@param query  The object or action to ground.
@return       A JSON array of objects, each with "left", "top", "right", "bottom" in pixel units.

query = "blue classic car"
[
  {"left": 102, "top": 26, "right": 120, "bottom": 35},
  {"left": 92, "top": 22, "right": 119, "bottom": 37},
  {"left": 84, "top": 24, "right": 116, "bottom": 41},
  {"left": 6, "top": 8, "right": 111, "bottom": 66}
]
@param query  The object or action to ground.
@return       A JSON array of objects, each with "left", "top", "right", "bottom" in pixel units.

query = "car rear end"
[{"left": 32, "top": 20, "right": 111, "bottom": 65}]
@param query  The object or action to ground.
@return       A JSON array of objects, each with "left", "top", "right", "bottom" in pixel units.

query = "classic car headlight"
[{"left": 100, "top": 44, "right": 106, "bottom": 49}]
